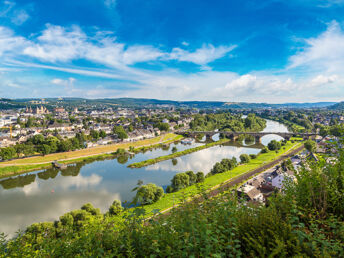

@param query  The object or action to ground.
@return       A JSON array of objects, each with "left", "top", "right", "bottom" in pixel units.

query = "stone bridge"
[{"left": 176, "top": 131, "right": 316, "bottom": 143}]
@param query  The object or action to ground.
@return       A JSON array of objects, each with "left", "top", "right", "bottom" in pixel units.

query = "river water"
[{"left": 0, "top": 119, "right": 288, "bottom": 237}]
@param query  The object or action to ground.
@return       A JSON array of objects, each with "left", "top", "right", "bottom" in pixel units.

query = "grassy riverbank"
[
  {"left": 141, "top": 139, "right": 303, "bottom": 216},
  {"left": 128, "top": 138, "right": 230, "bottom": 168},
  {"left": 0, "top": 133, "right": 182, "bottom": 178}
]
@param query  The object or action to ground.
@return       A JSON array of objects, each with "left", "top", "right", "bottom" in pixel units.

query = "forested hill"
[
  {"left": 328, "top": 101, "right": 344, "bottom": 110},
  {"left": 6, "top": 98, "right": 337, "bottom": 109},
  {"left": 189, "top": 113, "right": 266, "bottom": 132}
]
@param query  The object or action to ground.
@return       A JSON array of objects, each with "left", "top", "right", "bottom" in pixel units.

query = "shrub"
[
  {"left": 196, "top": 171, "right": 205, "bottom": 183},
  {"left": 108, "top": 200, "right": 123, "bottom": 216},
  {"left": 268, "top": 140, "right": 281, "bottom": 151},
  {"left": 134, "top": 183, "right": 164, "bottom": 205},
  {"left": 249, "top": 154, "right": 257, "bottom": 159},
  {"left": 171, "top": 173, "right": 190, "bottom": 191},
  {"left": 239, "top": 154, "right": 250, "bottom": 163},
  {"left": 260, "top": 147, "right": 269, "bottom": 153}
]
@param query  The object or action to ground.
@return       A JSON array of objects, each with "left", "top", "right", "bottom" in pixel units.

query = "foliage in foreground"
[{"left": 1, "top": 146, "right": 344, "bottom": 257}]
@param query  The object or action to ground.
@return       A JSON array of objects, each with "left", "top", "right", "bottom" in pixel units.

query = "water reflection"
[{"left": 0, "top": 119, "right": 289, "bottom": 237}]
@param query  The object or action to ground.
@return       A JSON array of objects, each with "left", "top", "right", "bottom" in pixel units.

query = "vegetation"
[
  {"left": 128, "top": 138, "right": 230, "bottom": 168},
  {"left": 268, "top": 139, "right": 282, "bottom": 151},
  {"left": 3, "top": 139, "right": 342, "bottom": 257},
  {"left": 239, "top": 154, "right": 250, "bottom": 163},
  {"left": 190, "top": 112, "right": 266, "bottom": 132},
  {"left": 210, "top": 157, "right": 238, "bottom": 174},
  {"left": 133, "top": 183, "right": 164, "bottom": 205},
  {"left": 0, "top": 133, "right": 182, "bottom": 178},
  {"left": 166, "top": 171, "right": 205, "bottom": 193},
  {"left": 304, "top": 139, "right": 317, "bottom": 153}
]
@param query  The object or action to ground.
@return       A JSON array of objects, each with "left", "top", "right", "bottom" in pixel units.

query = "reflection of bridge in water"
[{"left": 177, "top": 131, "right": 317, "bottom": 143}]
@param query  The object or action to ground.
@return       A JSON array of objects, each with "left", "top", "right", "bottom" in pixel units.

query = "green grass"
[
  {"left": 128, "top": 138, "right": 230, "bottom": 168},
  {"left": 0, "top": 164, "right": 52, "bottom": 178},
  {"left": 0, "top": 134, "right": 184, "bottom": 178},
  {"left": 141, "top": 139, "right": 303, "bottom": 215}
]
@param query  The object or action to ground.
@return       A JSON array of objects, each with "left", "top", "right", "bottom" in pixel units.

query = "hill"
[{"left": 7, "top": 98, "right": 337, "bottom": 109}]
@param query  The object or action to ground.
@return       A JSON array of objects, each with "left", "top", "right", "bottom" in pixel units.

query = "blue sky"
[{"left": 1, "top": 0, "right": 344, "bottom": 102}]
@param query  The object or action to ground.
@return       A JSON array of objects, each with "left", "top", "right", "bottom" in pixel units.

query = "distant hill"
[
  {"left": 6, "top": 98, "right": 338, "bottom": 109},
  {"left": 328, "top": 102, "right": 344, "bottom": 109}
]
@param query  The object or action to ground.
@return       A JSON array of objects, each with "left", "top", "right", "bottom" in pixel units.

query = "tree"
[
  {"left": 304, "top": 139, "right": 316, "bottom": 153},
  {"left": 134, "top": 183, "right": 164, "bottom": 205},
  {"left": 108, "top": 200, "right": 123, "bottom": 216},
  {"left": 39, "top": 144, "right": 51, "bottom": 156},
  {"left": 268, "top": 140, "right": 281, "bottom": 151},
  {"left": 113, "top": 126, "right": 128, "bottom": 140},
  {"left": 90, "top": 130, "right": 100, "bottom": 140},
  {"left": 0, "top": 147, "right": 16, "bottom": 160},
  {"left": 240, "top": 154, "right": 250, "bottom": 163},
  {"left": 157, "top": 122, "right": 169, "bottom": 131},
  {"left": 171, "top": 172, "right": 190, "bottom": 191},
  {"left": 185, "top": 171, "right": 197, "bottom": 185},
  {"left": 196, "top": 171, "right": 205, "bottom": 183},
  {"left": 99, "top": 130, "right": 107, "bottom": 138},
  {"left": 171, "top": 146, "right": 178, "bottom": 153}
]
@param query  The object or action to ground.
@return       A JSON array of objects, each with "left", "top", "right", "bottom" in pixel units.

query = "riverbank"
[
  {"left": 128, "top": 138, "right": 230, "bottom": 168},
  {"left": 0, "top": 133, "right": 183, "bottom": 178},
  {"left": 141, "top": 138, "right": 304, "bottom": 216}
]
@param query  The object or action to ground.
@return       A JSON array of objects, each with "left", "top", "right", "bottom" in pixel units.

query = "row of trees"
[
  {"left": 210, "top": 157, "right": 238, "bottom": 175},
  {"left": 166, "top": 171, "right": 205, "bottom": 193},
  {"left": 190, "top": 112, "right": 266, "bottom": 132}
]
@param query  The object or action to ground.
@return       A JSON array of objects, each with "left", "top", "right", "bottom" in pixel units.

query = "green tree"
[
  {"left": 196, "top": 171, "right": 205, "bottom": 183},
  {"left": 108, "top": 200, "right": 123, "bottom": 216},
  {"left": 134, "top": 183, "right": 164, "bottom": 205},
  {"left": 268, "top": 140, "right": 281, "bottom": 151},
  {"left": 304, "top": 139, "right": 316, "bottom": 153},
  {"left": 171, "top": 172, "right": 190, "bottom": 191},
  {"left": 113, "top": 126, "right": 128, "bottom": 140},
  {"left": 239, "top": 154, "right": 250, "bottom": 163}
]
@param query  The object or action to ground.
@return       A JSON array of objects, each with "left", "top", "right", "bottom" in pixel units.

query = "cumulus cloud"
[{"left": 51, "top": 77, "right": 76, "bottom": 87}]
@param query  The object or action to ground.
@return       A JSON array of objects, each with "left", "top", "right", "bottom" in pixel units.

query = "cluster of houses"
[
  {"left": 237, "top": 156, "right": 301, "bottom": 203},
  {"left": 0, "top": 106, "right": 193, "bottom": 149}
]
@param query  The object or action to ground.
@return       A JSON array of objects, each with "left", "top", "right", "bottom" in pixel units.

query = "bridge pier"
[{"left": 255, "top": 135, "right": 261, "bottom": 144}]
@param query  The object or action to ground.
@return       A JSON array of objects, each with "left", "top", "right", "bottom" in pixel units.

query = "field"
[{"left": 0, "top": 133, "right": 182, "bottom": 177}]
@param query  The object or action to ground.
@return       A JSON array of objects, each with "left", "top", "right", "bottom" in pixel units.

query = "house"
[{"left": 237, "top": 184, "right": 264, "bottom": 202}]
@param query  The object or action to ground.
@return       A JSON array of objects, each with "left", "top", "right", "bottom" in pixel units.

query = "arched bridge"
[{"left": 176, "top": 131, "right": 317, "bottom": 142}]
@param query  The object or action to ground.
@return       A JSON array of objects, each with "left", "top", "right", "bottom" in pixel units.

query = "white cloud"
[
  {"left": 0, "top": 26, "right": 26, "bottom": 56},
  {"left": 51, "top": 77, "right": 76, "bottom": 87},
  {"left": 289, "top": 21, "right": 344, "bottom": 73},
  {"left": 11, "top": 9, "right": 29, "bottom": 25},
  {"left": 0, "top": 1, "right": 30, "bottom": 25},
  {"left": 310, "top": 74, "right": 338, "bottom": 86},
  {"left": 169, "top": 44, "right": 236, "bottom": 66}
]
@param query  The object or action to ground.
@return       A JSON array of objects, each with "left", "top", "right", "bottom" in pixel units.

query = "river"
[{"left": 0, "top": 119, "right": 288, "bottom": 237}]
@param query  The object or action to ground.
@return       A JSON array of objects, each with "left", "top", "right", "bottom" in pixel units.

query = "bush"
[
  {"left": 260, "top": 147, "right": 269, "bottom": 153},
  {"left": 249, "top": 154, "right": 257, "bottom": 159},
  {"left": 268, "top": 140, "right": 281, "bottom": 151},
  {"left": 210, "top": 158, "right": 237, "bottom": 174},
  {"left": 239, "top": 154, "right": 250, "bottom": 163},
  {"left": 108, "top": 200, "right": 123, "bottom": 216},
  {"left": 171, "top": 173, "right": 190, "bottom": 191},
  {"left": 196, "top": 171, "right": 205, "bottom": 183},
  {"left": 134, "top": 183, "right": 164, "bottom": 205}
]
